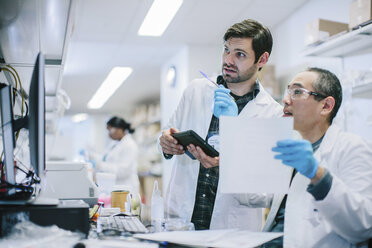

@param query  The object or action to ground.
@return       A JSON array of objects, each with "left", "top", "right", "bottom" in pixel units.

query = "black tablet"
[{"left": 172, "top": 130, "right": 219, "bottom": 158}]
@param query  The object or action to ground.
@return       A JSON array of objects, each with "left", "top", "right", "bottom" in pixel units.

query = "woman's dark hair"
[{"left": 107, "top": 116, "right": 135, "bottom": 133}]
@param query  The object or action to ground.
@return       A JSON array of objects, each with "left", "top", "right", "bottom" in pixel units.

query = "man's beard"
[{"left": 222, "top": 63, "right": 258, "bottom": 84}]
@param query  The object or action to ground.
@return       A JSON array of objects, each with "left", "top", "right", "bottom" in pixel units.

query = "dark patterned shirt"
[{"left": 191, "top": 76, "right": 260, "bottom": 230}]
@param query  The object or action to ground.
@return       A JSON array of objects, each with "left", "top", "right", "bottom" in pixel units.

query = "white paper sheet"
[
  {"left": 219, "top": 117, "right": 293, "bottom": 194},
  {"left": 134, "top": 230, "right": 283, "bottom": 248}
]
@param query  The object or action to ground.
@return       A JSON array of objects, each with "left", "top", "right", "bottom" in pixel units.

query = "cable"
[
  {"left": 6, "top": 64, "right": 24, "bottom": 116},
  {"left": 0, "top": 66, "right": 36, "bottom": 196},
  {"left": 0, "top": 67, "right": 18, "bottom": 89}
]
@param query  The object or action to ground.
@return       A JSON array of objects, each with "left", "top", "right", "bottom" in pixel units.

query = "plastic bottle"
[{"left": 151, "top": 180, "right": 164, "bottom": 232}]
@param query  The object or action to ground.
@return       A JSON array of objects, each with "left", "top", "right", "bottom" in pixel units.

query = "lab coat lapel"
[
  {"left": 203, "top": 85, "right": 215, "bottom": 136},
  {"left": 239, "top": 84, "right": 271, "bottom": 118}
]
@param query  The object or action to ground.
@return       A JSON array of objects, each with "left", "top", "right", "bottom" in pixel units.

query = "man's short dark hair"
[
  {"left": 223, "top": 19, "right": 273, "bottom": 65},
  {"left": 306, "top": 67, "right": 343, "bottom": 124}
]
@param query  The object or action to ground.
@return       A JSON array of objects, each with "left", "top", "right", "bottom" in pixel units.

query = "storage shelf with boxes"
[
  {"left": 349, "top": 0, "right": 372, "bottom": 30},
  {"left": 302, "top": 22, "right": 372, "bottom": 57}
]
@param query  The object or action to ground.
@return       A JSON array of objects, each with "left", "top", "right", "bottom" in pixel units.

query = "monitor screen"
[
  {"left": 0, "top": 84, "right": 16, "bottom": 196},
  {"left": 28, "top": 52, "right": 45, "bottom": 179},
  {"left": 0, "top": 52, "right": 45, "bottom": 200}
]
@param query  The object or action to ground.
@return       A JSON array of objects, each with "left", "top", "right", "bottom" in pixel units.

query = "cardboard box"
[
  {"left": 305, "top": 19, "right": 348, "bottom": 45},
  {"left": 349, "top": 0, "right": 372, "bottom": 29},
  {"left": 258, "top": 65, "right": 280, "bottom": 98}
]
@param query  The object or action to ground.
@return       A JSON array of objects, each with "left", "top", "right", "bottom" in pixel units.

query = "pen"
[
  {"left": 199, "top": 70, "right": 219, "bottom": 87},
  {"left": 199, "top": 70, "right": 236, "bottom": 101}
]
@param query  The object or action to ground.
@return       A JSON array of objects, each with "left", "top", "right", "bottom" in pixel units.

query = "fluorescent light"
[
  {"left": 72, "top": 113, "right": 89, "bottom": 123},
  {"left": 87, "top": 67, "right": 132, "bottom": 109},
  {"left": 138, "top": 0, "right": 183, "bottom": 37}
]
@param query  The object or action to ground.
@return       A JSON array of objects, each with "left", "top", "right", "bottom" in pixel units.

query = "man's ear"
[
  {"left": 257, "top": 52, "right": 269, "bottom": 68},
  {"left": 321, "top": 96, "right": 335, "bottom": 118}
]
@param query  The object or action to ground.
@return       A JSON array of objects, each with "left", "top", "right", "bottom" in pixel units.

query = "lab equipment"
[
  {"left": 43, "top": 161, "right": 98, "bottom": 206},
  {"left": 89, "top": 202, "right": 104, "bottom": 220},
  {"left": 126, "top": 193, "right": 142, "bottom": 216},
  {"left": 151, "top": 180, "right": 164, "bottom": 232},
  {"left": 272, "top": 139, "right": 319, "bottom": 179},
  {"left": 0, "top": 53, "right": 48, "bottom": 201},
  {"left": 163, "top": 218, "right": 195, "bottom": 231},
  {"left": 172, "top": 130, "right": 219, "bottom": 158},
  {"left": 213, "top": 86, "right": 238, "bottom": 118},
  {"left": 97, "top": 215, "right": 148, "bottom": 234},
  {"left": 0, "top": 200, "right": 90, "bottom": 237},
  {"left": 110, "top": 186, "right": 129, "bottom": 212}
]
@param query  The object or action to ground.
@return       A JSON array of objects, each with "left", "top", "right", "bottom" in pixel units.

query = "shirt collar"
[{"left": 216, "top": 75, "right": 260, "bottom": 99}]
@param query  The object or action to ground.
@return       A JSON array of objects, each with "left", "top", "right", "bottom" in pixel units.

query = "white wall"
[
  {"left": 47, "top": 114, "right": 110, "bottom": 161},
  {"left": 160, "top": 46, "right": 189, "bottom": 191},
  {"left": 188, "top": 45, "right": 222, "bottom": 81}
]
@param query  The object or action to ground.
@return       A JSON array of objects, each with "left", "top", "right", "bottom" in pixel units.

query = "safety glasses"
[{"left": 286, "top": 87, "right": 327, "bottom": 100}]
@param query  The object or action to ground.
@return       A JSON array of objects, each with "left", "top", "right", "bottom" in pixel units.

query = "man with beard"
[{"left": 159, "top": 19, "right": 282, "bottom": 230}]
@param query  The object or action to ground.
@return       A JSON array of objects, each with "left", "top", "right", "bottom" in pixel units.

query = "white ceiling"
[{"left": 62, "top": 0, "right": 309, "bottom": 114}]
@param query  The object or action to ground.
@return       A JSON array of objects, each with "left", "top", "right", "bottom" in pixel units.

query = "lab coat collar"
[
  {"left": 238, "top": 82, "right": 276, "bottom": 118},
  {"left": 315, "top": 124, "right": 341, "bottom": 157}
]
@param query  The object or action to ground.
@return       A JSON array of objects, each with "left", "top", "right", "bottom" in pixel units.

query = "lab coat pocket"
[{"left": 304, "top": 206, "right": 321, "bottom": 228}]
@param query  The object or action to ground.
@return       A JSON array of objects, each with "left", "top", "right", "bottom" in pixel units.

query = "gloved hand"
[
  {"left": 88, "top": 159, "right": 97, "bottom": 169},
  {"left": 213, "top": 85, "right": 238, "bottom": 118},
  {"left": 272, "top": 139, "right": 319, "bottom": 179}
]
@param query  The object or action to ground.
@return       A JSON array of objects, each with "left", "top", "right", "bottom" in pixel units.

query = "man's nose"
[
  {"left": 283, "top": 93, "right": 292, "bottom": 105},
  {"left": 224, "top": 53, "right": 234, "bottom": 66}
]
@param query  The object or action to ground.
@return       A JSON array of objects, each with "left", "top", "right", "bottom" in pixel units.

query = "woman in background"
[{"left": 95, "top": 116, "right": 139, "bottom": 193}]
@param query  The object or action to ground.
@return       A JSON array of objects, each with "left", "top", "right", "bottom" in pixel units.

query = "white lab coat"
[
  {"left": 98, "top": 134, "right": 140, "bottom": 193},
  {"left": 161, "top": 77, "right": 282, "bottom": 230},
  {"left": 264, "top": 125, "right": 372, "bottom": 247}
]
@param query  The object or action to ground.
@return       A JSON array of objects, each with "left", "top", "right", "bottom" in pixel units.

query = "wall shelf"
[
  {"left": 302, "top": 24, "right": 372, "bottom": 57},
  {"left": 352, "top": 82, "right": 372, "bottom": 99}
]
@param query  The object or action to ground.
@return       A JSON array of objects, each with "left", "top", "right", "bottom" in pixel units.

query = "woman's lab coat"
[
  {"left": 265, "top": 125, "right": 372, "bottom": 247},
  {"left": 98, "top": 134, "right": 140, "bottom": 193},
  {"left": 161, "top": 77, "right": 282, "bottom": 230}
]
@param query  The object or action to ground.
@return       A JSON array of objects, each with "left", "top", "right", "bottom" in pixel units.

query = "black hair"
[
  {"left": 306, "top": 67, "right": 343, "bottom": 124},
  {"left": 223, "top": 19, "right": 273, "bottom": 69},
  {"left": 107, "top": 116, "right": 135, "bottom": 133}
]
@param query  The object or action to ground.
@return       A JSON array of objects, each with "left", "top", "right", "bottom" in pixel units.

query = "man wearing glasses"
[{"left": 262, "top": 67, "right": 372, "bottom": 247}]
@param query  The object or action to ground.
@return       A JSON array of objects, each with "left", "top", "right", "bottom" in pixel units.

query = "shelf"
[
  {"left": 352, "top": 82, "right": 372, "bottom": 99},
  {"left": 302, "top": 24, "right": 372, "bottom": 57},
  {"left": 134, "top": 119, "right": 160, "bottom": 128}
]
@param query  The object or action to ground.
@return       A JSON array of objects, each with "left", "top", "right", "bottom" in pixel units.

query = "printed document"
[{"left": 219, "top": 117, "right": 294, "bottom": 194}]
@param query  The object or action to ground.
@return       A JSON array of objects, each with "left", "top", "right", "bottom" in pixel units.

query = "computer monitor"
[
  {"left": 28, "top": 52, "right": 45, "bottom": 179},
  {"left": 0, "top": 52, "right": 45, "bottom": 200},
  {"left": 0, "top": 84, "right": 16, "bottom": 196}
]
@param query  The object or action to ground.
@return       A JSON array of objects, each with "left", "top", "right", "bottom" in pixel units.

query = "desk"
[{"left": 0, "top": 212, "right": 282, "bottom": 248}]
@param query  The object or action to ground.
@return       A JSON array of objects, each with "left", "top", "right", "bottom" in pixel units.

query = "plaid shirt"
[{"left": 191, "top": 76, "right": 260, "bottom": 230}]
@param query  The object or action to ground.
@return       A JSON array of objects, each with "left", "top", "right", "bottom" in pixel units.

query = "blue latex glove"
[
  {"left": 213, "top": 85, "right": 238, "bottom": 118},
  {"left": 79, "top": 149, "right": 86, "bottom": 157},
  {"left": 88, "top": 159, "right": 97, "bottom": 169},
  {"left": 272, "top": 139, "right": 319, "bottom": 179}
]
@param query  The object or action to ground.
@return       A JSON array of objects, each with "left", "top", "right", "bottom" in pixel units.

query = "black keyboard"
[{"left": 98, "top": 216, "right": 148, "bottom": 234}]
